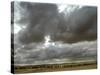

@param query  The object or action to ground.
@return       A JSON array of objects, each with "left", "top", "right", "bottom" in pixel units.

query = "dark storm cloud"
[
  {"left": 14, "top": 2, "right": 59, "bottom": 44},
  {"left": 68, "top": 6, "right": 97, "bottom": 33},
  {"left": 13, "top": 2, "right": 97, "bottom": 44},
  {"left": 52, "top": 6, "right": 97, "bottom": 43}
]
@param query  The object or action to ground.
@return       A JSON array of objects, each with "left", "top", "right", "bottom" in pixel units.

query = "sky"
[{"left": 11, "top": 1, "right": 97, "bottom": 65}]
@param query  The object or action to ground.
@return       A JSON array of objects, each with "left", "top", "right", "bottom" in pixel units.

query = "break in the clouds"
[{"left": 12, "top": 2, "right": 97, "bottom": 44}]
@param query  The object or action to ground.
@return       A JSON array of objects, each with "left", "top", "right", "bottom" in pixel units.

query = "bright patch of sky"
[{"left": 57, "top": 4, "right": 83, "bottom": 15}]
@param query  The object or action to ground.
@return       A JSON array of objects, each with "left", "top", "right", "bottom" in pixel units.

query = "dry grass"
[{"left": 14, "top": 61, "right": 97, "bottom": 74}]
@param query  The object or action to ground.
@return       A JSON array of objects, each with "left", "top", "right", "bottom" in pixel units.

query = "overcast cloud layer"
[
  {"left": 14, "top": 41, "right": 97, "bottom": 65},
  {"left": 11, "top": 2, "right": 97, "bottom": 65}
]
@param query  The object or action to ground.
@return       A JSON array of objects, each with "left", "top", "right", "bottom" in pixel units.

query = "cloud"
[
  {"left": 52, "top": 6, "right": 97, "bottom": 43},
  {"left": 14, "top": 41, "right": 97, "bottom": 65},
  {"left": 12, "top": 2, "right": 97, "bottom": 65},
  {"left": 12, "top": 2, "right": 97, "bottom": 44}
]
